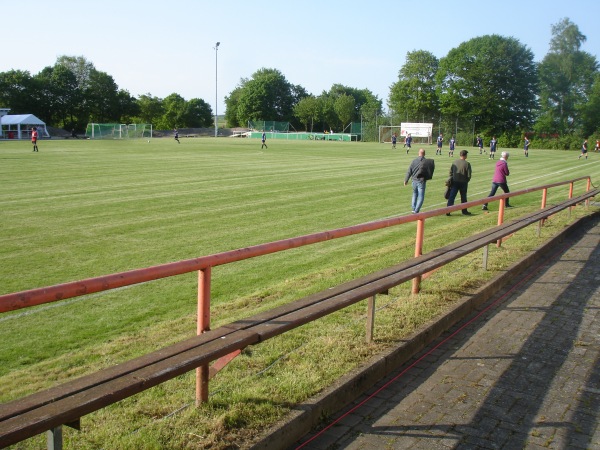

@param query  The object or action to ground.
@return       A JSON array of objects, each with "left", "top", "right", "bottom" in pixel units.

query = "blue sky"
[{"left": 3, "top": 0, "right": 599, "bottom": 115}]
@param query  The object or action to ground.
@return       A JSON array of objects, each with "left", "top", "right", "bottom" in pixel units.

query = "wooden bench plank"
[{"left": 0, "top": 329, "right": 260, "bottom": 448}]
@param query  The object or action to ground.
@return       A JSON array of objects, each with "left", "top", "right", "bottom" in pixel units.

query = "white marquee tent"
[{"left": 0, "top": 114, "right": 49, "bottom": 139}]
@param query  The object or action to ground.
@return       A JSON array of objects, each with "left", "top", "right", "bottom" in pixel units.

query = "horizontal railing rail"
[{"left": 0, "top": 176, "right": 592, "bottom": 314}]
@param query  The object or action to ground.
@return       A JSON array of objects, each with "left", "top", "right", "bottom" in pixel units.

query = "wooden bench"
[{"left": 0, "top": 191, "right": 596, "bottom": 448}]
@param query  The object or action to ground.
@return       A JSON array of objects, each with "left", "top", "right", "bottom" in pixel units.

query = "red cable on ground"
[{"left": 295, "top": 242, "right": 569, "bottom": 449}]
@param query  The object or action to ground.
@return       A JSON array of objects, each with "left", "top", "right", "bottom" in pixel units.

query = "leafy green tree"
[
  {"left": 160, "top": 93, "right": 187, "bottom": 129},
  {"left": 34, "top": 65, "right": 80, "bottom": 128},
  {"left": 437, "top": 35, "right": 538, "bottom": 136},
  {"left": 389, "top": 50, "right": 439, "bottom": 123},
  {"left": 579, "top": 73, "right": 600, "bottom": 136},
  {"left": 224, "top": 81, "right": 246, "bottom": 127},
  {"left": 182, "top": 98, "right": 213, "bottom": 127},
  {"left": 85, "top": 70, "right": 121, "bottom": 123},
  {"left": 334, "top": 94, "right": 355, "bottom": 130},
  {"left": 293, "top": 95, "right": 322, "bottom": 131},
  {"left": 55, "top": 55, "right": 95, "bottom": 91},
  {"left": 136, "top": 94, "right": 164, "bottom": 125},
  {"left": 536, "top": 18, "right": 599, "bottom": 135},
  {"left": 235, "top": 68, "right": 306, "bottom": 124},
  {"left": 0, "top": 70, "right": 37, "bottom": 114}
]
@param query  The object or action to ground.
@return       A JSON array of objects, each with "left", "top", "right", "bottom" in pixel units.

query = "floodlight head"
[{"left": 216, "top": 42, "right": 220, "bottom": 47}]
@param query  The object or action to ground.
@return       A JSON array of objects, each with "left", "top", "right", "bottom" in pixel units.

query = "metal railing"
[{"left": 0, "top": 176, "right": 594, "bottom": 406}]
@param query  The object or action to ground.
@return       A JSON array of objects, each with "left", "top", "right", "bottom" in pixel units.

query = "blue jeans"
[
  {"left": 411, "top": 179, "right": 426, "bottom": 213},
  {"left": 484, "top": 182, "right": 510, "bottom": 208}
]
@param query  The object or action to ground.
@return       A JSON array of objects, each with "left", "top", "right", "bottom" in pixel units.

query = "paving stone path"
[{"left": 294, "top": 215, "right": 600, "bottom": 449}]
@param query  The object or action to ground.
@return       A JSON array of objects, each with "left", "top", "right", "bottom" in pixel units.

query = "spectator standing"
[
  {"left": 404, "top": 148, "right": 434, "bottom": 214},
  {"left": 446, "top": 150, "right": 472, "bottom": 216},
  {"left": 482, "top": 151, "right": 512, "bottom": 210},
  {"left": 31, "top": 127, "right": 39, "bottom": 152}
]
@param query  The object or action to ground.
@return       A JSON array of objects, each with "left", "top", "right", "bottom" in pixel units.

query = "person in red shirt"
[{"left": 31, "top": 127, "right": 39, "bottom": 152}]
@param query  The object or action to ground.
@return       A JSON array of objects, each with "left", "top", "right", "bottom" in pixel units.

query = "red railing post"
[
  {"left": 540, "top": 188, "right": 548, "bottom": 228},
  {"left": 412, "top": 219, "right": 425, "bottom": 294},
  {"left": 497, "top": 199, "right": 505, "bottom": 247},
  {"left": 196, "top": 267, "right": 211, "bottom": 406}
]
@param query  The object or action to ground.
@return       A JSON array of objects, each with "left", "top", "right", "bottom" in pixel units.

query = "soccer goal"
[
  {"left": 379, "top": 123, "right": 433, "bottom": 144},
  {"left": 85, "top": 123, "right": 153, "bottom": 139}
]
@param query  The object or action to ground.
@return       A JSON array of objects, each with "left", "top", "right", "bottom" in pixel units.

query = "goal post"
[
  {"left": 379, "top": 123, "right": 433, "bottom": 144},
  {"left": 85, "top": 123, "right": 153, "bottom": 139}
]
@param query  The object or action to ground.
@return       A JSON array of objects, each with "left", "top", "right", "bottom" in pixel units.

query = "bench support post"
[
  {"left": 47, "top": 426, "right": 63, "bottom": 450},
  {"left": 196, "top": 267, "right": 212, "bottom": 406},
  {"left": 366, "top": 295, "right": 376, "bottom": 343},
  {"left": 482, "top": 244, "right": 489, "bottom": 271}
]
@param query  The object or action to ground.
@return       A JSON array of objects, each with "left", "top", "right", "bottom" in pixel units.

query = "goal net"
[
  {"left": 85, "top": 123, "right": 153, "bottom": 139},
  {"left": 379, "top": 123, "right": 433, "bottom": 144}
]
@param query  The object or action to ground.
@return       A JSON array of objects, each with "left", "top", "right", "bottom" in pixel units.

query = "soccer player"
[
  {"left": 436, "top": 133, "right": 443, "bottom": 155},
  {"left": 524, "top": 136, "right": 530, "bottom": 157},
  {"left": 405, "top": 134, "right": 412, "bottom": 154},
  {"left": 489, "top": 137, "right": 497, "bottom": 159},
  {"left": 448, "top": 136, "right": 455, "bottom": 157},
  {"left": 261, "top": 131, "right": 268, "bottom": 149},
  {"left": 579, "top": 140, "right": 588, "bottom": 159},
  {"left": 31, "top": 127, "right": 39, "bottom": 152},
  {"left": 392, "top": 133, "right": 397, "bottom": 149},
  {"left": 174, "top": 128, "right": 180, "bottom": 144},
  {"left": 476, "top": 135, "right": 484, "bottom": 154}
]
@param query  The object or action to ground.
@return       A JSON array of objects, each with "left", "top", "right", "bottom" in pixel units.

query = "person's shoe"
[
  {"left": 446, "top": 213, "right": 451, "bottom": 216},
  {"left": 482, "top": 205, "right": 488, "bottom": 211},
  {"left": 412, "top": 210, "right": 416, "bottom": 214},
  {"left": 462, "top": 211, "right": 472, "bottom": 215},
  {"left": 506, "top": 204, "right": 514, "bottom": 208}
]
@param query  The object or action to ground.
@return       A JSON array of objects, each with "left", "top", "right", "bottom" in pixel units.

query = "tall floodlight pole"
[{"left": 214, "top": 42, "right": 220, "bottom": 138}]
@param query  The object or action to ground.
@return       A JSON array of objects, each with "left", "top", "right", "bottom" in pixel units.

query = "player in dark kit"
[{"left": 174, "top": 128, "right": 180, "bottom": 143}]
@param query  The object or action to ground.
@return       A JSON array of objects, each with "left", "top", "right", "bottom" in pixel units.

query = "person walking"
[
  {"left": 524, "top": 136, "right": 530, "bottom": 157},
  {"left": 31, "top": 127, "right": 39, "bottom": 152},
  {"left": 404, "top": 148, "right": 434, "bottom": 214},
  {"left": 579, "top": 140, "right": 588, "bottom": 159},
  {"left": 476, "top": 135, "right": 484, "bottom": 155},
  {"left": 392, "top": 133, "right": 397, "bottom": 149},
  {"left": 446, "top": 150, "right": 472, "bottom": 216},
  {"left": 489, "top": 137, "right": 497, "bottom": 159},
  {"left": 261, "top": 131, "right": 268, "bottom": 149},
  {"left": 174, "top": 128, "right": 180, "bottom": 144},
  {"left": 482, "top": 151, "right": 512, "bottom": 210}
]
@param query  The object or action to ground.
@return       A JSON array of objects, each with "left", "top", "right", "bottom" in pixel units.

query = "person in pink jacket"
[{"left": 482, "top": 151, "right": 512, "bottom": 210}]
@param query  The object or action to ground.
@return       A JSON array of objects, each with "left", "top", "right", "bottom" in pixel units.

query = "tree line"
[
  {"left": 1, "top": 18, "right": 598, "bottom": 148},
  {"left": 0, "top": 56, "right": 213, "bottom": 132}
]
